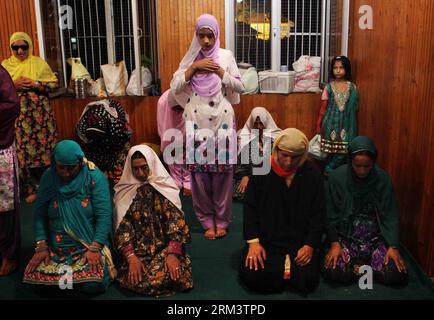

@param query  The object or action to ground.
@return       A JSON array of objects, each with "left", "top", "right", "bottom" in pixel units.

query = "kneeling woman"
[
  {"left": 23, "top": 140, "right": 115, "bottom": 294},
  {"left": 324, "top": 136, "right": 407, "bottom": 285},
  {"left": 113, "top": 145, "right": 193, "bottom": 297}
]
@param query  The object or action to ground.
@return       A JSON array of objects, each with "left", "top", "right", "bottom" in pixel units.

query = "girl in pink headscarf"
[{"left": 171, "top": 14, "right": 244, "bottom": 240}]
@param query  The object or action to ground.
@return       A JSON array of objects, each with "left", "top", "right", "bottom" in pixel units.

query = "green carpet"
[{"left": 1, "top": 195, "right": 433, "bottom": 300}]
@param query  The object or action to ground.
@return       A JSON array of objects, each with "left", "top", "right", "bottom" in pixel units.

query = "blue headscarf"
[
  {"left": 50, "top": 140, "right": 89, "bottom": 201},
  {"left": 53, "top": 139, "right": 84, "bottom": 165}
]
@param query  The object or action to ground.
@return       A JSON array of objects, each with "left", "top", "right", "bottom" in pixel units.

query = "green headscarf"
[
  {"left": 347, "top": 136, "right": 379, "bottom": 210},
  {"left": 326, "top": 136, "right": 400, "bottom": 247}
]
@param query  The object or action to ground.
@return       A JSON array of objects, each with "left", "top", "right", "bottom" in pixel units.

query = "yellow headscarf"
[
  {"left": 1, "top": 32, "right": 58, "bottom": 83},
  {"left": 272, "top": 128, "right": 309, "bottom": 169}
]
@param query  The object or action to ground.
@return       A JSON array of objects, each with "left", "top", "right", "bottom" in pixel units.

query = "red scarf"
[{"left": 270, "top": 155, "right": 296, "bottom": 178}]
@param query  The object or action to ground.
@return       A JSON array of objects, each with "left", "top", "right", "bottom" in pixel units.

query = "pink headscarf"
[
  {"left": 157, "top": 89, "right": 185, "bottom": 152},
  {"left": 180, "top": 14, "right": 222, "bottom": 97}
]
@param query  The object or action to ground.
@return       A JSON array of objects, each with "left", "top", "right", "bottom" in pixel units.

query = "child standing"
[{"left": 316, "top": 56, "right": 358, "bottom": 175}]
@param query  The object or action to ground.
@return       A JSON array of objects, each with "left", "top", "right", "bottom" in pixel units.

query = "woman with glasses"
[{"left": 2, "top": 32, "right": 58, "bottom": 204}]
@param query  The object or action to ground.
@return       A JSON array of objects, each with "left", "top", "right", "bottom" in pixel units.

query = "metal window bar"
[
  {"left": 301, "top": 0, "right": 304, "bottom": 54},
  {"left": 80, "top": 0, "right": 89, "bottom": 74},
  {"left": 294, "top": 0, "right": 297, "bottom": 63},
  {"left": 148, "top": 0, "right": 159, "bottom": 83},
  {"left": 248, "top": 0, "right": 252, "bottom": 66},
  {"left": 230, "top": 0, "right": 344, "bottom": 83},
  {"left": 316, "top": 0, "right": 319, "bottom": 54},
  {"left": 281, "top": 0, "right": 322, "bottom": 70},
  {"left": 309, "top": 0, "right": 312, "bottom": 55},
  {"left": 51, "top": 0, "right": 158, "bottom": 85},
  {"left": 255, "top": 0, "right": 259, "bottom": 68},
  {"left": 286, "top": 0, "right": 290, "bottom": 67},
  {"left": 262, "top": 1, "right": 265, "bottom": 70},
  {"left": 95, "top": 0, "right": 103, "bottom": 77},
  {"left": 87, "top": 0, "right": 95, "bottom": 78},
  {"left": 73, "top": 0, "right": 80, "bottom": 59}
]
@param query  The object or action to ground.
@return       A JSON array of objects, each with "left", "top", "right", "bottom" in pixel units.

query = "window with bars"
[
  {"left": 231, "top": 0, "right": 344, "bottom": 83},
  {"left": 38, "top": 0, "right": 159, "bottom": 91}
]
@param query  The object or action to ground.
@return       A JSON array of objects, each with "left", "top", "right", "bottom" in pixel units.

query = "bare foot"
[
  {"left": 0, "top": 258, "right": 17, "bottom": 276},
  {"left": 25, "top": 193, "right": 37, "bottom": 204},
  {"left": 204, "top": 228, "right": 216, "bottom": 240},
  {"left": 216, "top": 228, "right": 227, "bottom": 238},
  {"left": 183, "top": 188, "right": 192, "bottom": 197}
]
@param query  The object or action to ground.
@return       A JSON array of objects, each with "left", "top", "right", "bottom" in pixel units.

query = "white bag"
[
  {"left": 292, "top": 56, "right": 321, "bottom": 93},
  {"left": 240, "top": 67, "right": 259, "bottom": 95},
  {"left": 308, "top": 134, "right": 327, "bottom": 160},
  {"left": 126, "top": 66, "right": 153, "bottom": 96},
  {"left": 101, "top": 61, "right": 129, "bottom": 96}
]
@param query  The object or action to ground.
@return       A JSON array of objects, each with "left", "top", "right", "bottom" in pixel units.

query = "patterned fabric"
[
  {"left": 185, "top": 96, "right": 237, "bottom": 174},
  {"left": 115, "top": 183, "right": 193, "bottom": 297},
  {"left": 15, "top": 84, "right": 58, "bottom": 196},
  {"left": 23, "top": 144, "right": 114, "bottom": 287},
  {"left": 0, "top": 144, "right": 17, "bottom": 212},
  {"left": 330, "top": 200, "right": 389, "bottom": 273},
  {"left": 23, "top": 196, "right": 109, "bottom": 286},
  {"left": 76, "top": 100, "right": 132, "bottom": 185},
  {"left": 320, "top": 81, "right": 358, "bottom": 155}
]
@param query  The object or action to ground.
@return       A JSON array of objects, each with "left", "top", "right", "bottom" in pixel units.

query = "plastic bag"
[
  {"left": 308, "top": 134, "right": 327, "bottom": 160},
  {"left": 67, "top": 57, "right": 91, "bottom": 80},
  {"left": 67, "top": 57, "right": 91, "bottom": 91},
  {"left": 292, "top": 56, "right": 321, "bottom": 93},
  {"left": 126, "top": 66, "right": 153, "bottom": 96},
  {"left": 240, "top": 67, "right": 259, "bottom": 95},
  {"left": 88, "top": 78, "right": 107, "bottom": 97},
  {"left": 101, "top": 61, "right": 129, "bottom": 96}
]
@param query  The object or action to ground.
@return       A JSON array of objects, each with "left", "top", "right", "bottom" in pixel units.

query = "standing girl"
[
  {"left": 316, "top": 56, "right": 358, "bottom": 175},
  {"left": 171, "top": 14, "right": 244, "bottom": 240}
]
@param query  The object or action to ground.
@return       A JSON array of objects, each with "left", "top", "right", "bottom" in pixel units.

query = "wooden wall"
[
  {"left": 349, "top": 0, "right": 434, "bottom": 275},
  {"left": 51, "top": 92, "right": 320, "bottom": 145},
  {"left": 0, "top": 0, "right": 38, "bottom": 62},
  {"left": 157, "top": 0, "right": 225, "bottom": 91},
  {"left": 3, "top": 0, "right": 434, "bottom": 276},
  {"left": 51, "top": 96, "right": 161, "bottom": 146}
]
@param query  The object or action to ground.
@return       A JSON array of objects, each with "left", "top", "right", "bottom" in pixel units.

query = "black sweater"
[{"left": 243, "top": 160, "right": 326, "bottom": 251}]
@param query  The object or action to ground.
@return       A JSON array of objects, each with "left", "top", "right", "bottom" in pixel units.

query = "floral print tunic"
[{"left": 115, "top": 183, "right": 193, "bottom": 297}]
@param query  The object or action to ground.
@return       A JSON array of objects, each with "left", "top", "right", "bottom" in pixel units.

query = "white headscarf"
[
  {"left": 238, "top": 107, "right": 281, "bottom": 152},
  {"left": 113, "top": 145, "right": 183, "bottom": 229}
]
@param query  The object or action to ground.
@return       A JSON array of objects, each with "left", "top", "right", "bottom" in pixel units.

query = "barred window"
[
  {"left": 228, "top": 0, "right": 346, "bottom": 83},
  {"left": 37, "top": 0, "right": 159, "bottom": 91}
]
